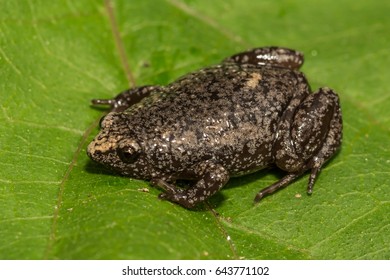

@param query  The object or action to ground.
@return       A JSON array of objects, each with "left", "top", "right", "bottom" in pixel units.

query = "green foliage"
[{"left": 1, "top": 0, "right": 389, "bottom": 259}]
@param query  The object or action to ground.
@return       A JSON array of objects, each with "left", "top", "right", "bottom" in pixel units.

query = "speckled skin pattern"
[{"left": 87, "top": 47, "right": 342, "bottom": 208}]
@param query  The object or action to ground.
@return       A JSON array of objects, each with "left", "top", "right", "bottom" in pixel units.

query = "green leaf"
[{"left": 1, "top": 0, "right": 389, "bottom": 259}]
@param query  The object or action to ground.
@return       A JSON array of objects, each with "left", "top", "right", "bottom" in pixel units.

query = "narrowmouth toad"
[{"left": 87, "top": 46, "right": 342, "bottom": 208}]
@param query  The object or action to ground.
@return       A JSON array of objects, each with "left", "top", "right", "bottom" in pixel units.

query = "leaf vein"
[{"left": 43, "top": 117, "right": 101, "bottom": 259}]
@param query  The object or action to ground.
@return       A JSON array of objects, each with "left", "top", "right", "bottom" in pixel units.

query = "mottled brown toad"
[{"left": 87, "top": 46, "right": 342, "bottom": 208}]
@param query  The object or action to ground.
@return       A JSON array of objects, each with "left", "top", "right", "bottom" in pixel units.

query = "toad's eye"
[
  {"left": 118, "top": 148, "right": 139, "bottom": 163},
  {"left": 117, "top": 139, "right": 141, "bottom": 164}
]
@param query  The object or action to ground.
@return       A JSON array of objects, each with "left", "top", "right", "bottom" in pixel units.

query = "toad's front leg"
[
  {"left": 151, "top": 161, "right": 229, "bottom": 208},
  {"left": 91, "top": 85, "right": 163, "bottom": 112}
]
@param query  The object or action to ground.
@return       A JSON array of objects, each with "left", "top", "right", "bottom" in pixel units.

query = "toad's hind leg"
[
  {"left": 253, "top": 167, "right": 320, "bottom": 203},
  {"left": 224, "top": 46, "right": 304, "bottom": 70},
  {"left": 255, "top": 87, "right": 342, "bottom": 203},
  {"left": 151, "top": 161, "right": 229, "bottom": 208},
  {"left": 91, "top": 85, "right": 162, "bottom": 112},
  {"left": 254, "top": 173, "right": 301, "bottom": 203}
]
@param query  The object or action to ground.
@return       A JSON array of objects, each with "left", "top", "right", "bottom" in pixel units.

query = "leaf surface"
[{"left": 1, "top": 0, "right": 389, "bottom": 259}]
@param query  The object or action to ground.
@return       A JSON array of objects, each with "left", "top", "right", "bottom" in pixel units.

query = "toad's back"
[{"left": 124, "top": 63, "right": 309, "bottom": 175}]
